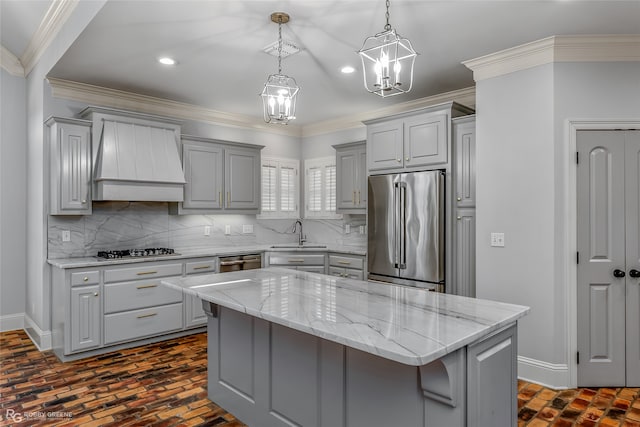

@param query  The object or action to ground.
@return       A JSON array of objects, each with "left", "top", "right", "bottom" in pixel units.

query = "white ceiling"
[{"left": 3, "top": 1, "right": 640, "bottom": 126}]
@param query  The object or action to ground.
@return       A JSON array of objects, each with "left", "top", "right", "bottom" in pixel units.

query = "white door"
[{"left": 577, "top": 130, "right": 640, "bottom": 387}]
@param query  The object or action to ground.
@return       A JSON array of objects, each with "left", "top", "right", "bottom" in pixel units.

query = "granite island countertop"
[
  {"left": 47, "top": 244, "right": 366, "bottom": 268},
  {"left": 161, "top": 267, "right": 529, "bottom": 366}
]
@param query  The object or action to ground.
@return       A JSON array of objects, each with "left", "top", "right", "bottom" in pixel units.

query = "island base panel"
[{"left": 204, "top": 302, "right": 517, "bottom": 427}]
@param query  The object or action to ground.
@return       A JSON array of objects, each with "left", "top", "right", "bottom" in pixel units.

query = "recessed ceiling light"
[
  {"left": 158, "top": 57, "right": 176, "bottom": 65},
  {"left": 341, "top": 66, "right": 356, "bottom": 74}
]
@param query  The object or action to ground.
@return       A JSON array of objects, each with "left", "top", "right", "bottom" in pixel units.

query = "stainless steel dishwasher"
[{"left": 219, "top": 254, "right": 262, "bottom": 272}]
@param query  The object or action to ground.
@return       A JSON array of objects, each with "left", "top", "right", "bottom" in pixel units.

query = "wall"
[
  {"left": 23, "top": 1, "right": 107, "bottom": 348},
  {"left": 0, "top": 68, "right": 27, "bottom": 331},
  {"left": 476, "top": 60, "right": 640, "bottom": 388}
]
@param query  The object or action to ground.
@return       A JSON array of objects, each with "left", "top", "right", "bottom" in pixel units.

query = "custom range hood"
[{"left": 80, "top": 107, "right": 186, "bottom": 202}]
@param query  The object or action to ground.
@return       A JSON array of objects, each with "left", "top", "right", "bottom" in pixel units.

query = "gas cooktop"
[{"left": 96, "top": 248, "right": 178, "bottom": 259}]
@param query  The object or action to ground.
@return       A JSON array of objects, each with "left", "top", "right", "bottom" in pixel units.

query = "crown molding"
[
  {"left": 21, "top": 0, "right": 79, "bottom": 76},
  {"left": 1, "top": 45, "right": 24, "bottom": 77},
  {"left": 463, "top": 35, "right": 640, "bottom": 82},
  {"left": 301, "top": 86, "right": 476, "bottom": 137},
  {"left": 47, "top": 78, "right": 303, "bottom": 137}
]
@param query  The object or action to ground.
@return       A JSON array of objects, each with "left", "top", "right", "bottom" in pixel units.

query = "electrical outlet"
[
  {"left": 345, "top": 224, "right": 351, "bottom": 234},
  {"left": 490, "top": 232, "right": 505, "bottom": 247},
  {"left": 243, "top": 224, "right": 254, "bottom": 234},
  {"left": 225, "top": 225, "right": 231, "bottom": 235},
  {"left": 359, "top": 225, "right": 365, "bottom": 234},
  {"left": 204, "top": 226, "right": 211, "bottom": 236},
  {"left": 61, "top": 230, "right": 71, "bottom": 242}
]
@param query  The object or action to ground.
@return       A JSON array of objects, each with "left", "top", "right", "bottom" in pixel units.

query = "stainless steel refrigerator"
[{"left": 367, "top": 170, "right": 445, "bottom": 290}]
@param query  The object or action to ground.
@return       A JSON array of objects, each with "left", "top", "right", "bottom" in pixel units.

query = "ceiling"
[{"left": 2, "top": 1, "right": 640, "bottom": 127}]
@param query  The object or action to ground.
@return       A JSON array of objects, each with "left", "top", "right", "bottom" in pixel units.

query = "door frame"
[{"left": 566, "top": 119, "right": 640, "bottom": 388}]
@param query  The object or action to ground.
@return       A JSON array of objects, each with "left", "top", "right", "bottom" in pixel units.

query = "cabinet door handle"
[
  {"left": 630, "top": 269, "right": 640, "bottom": 278},
  {"left": 358, "top": 190, "right": 361, "bottom": 205},
  {"left": 397, "top": 158, "right": 401, "bottom": 162},
  {"left": 406, "top": 157, "right": 410, "bottom": 161},
  {"left": 193, "top": 265, "right": 212, "bottom": 270},
  {"left": 227, "top": 192, "right": 230, "bottom": 205},
  {"left": 81, "top": 199, "right": 87, "bottom": 204},
  {"left": 457, "top": 216, "right": 462, "bottom": 220},
  {"left": 219, "top": 192, "right": 222, "bottom": 207},
  {"left": 352, "top": 191, "right": 356, "bottom": 204},
  {"left": 457, "top": 197, "right": 462, "bottom": 201},
  {"left": 137, "top": 312, "right": 157, "bottom": 319},
  {"left": 136, "top": 284, "right": 158, "bottom": 289},
  {"left": 93, "top": 292, "right": 99, "bottom": 297},
  {"left": 613, "top": 269, "right": 626, "bottom": 278},
  {"left": 136, "top": 271, "right": 158, "bottom": 276}
]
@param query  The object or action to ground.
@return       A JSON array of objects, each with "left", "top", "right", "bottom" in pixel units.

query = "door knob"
[
  {"left": 630, "top": 269, "right": 640, "bottom": 278},
  {"left": 613, "top": 269, "right": 626, "bottom": 278}
]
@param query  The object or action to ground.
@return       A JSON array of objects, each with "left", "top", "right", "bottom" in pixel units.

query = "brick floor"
[{"left": 2, "top": 329, "right": 640, "bottom": 426}]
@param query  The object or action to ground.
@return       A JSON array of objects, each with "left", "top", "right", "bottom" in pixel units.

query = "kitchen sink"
[{"left": 270, "top": 244, "right": 327, "bottom": 249}]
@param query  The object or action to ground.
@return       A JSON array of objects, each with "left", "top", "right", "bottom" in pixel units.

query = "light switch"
[
  {"left": 345, "top": 224, "right": 350, "bottom": 234},
  {"left": 359, "top": 225, "right": 365, "bottom": 234},
  {"left": 61, "top": 230, "right": 71, "bottom": 242},
  {"left": 490, "top": 232, "right": 505, "bottom": 247},
  {"left": 204, "top": 226, "right": 211, "bottom": 236},
  {"left": 225, "top": 225, "right": 231, "bottom": 235},
  {"left": 243, "top": 224, "right": 253, "bottom": 234}
]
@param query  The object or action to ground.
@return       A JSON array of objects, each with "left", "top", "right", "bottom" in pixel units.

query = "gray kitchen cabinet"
[
  {"left": 455, "top": 209, "right": 476, "bottom": 297},
  {"left": 328, "top": 253, "right": 365, "bottom": 280},
  {"left": 467, "top": 325, "right": 518, "bottom": 427},
  {"left": 453, "top": 116, "right": 476, "bottom": 208},
  {"left": 184, "top": 258, "right": 217, "bottom": 329},
  {"left": 70, "top": 285, "right": 100, "bottom": 352},
  {"left": 182, "top": 140, "right": 223, "bottom": 210},
  {"left": 334, "top": 141, "right": 367, "bottom": 213},
  {"left": 225, "top": 147, "right": 261, "bottom": 210},
  {"left": 174, "top": 136, "right": 263, "bottom": 214},
  {"left": 267, "top": 252, "right": 326, "bottom": 273},
  {"left": 46, "top": 117, "right": 92, "bottom": 215},
  {"left": 364, "top": 102, "right": 474, "bottom": 175}
]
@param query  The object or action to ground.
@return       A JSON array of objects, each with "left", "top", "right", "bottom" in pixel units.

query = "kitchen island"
[{"left": 162, "top": 268, "right": 529, "bottom": 427}]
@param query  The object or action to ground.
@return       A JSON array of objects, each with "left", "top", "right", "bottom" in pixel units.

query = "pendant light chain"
[
  {"left": 384, "top": 0, "right": 391, "bottom": 31},
  {"left": 277, "top": 21, "right": 283, "bottom": 74}
]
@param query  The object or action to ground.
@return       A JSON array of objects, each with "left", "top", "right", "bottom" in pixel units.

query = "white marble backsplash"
[{"left": 48, "top": 202, "right": 366, "bottom": 259}]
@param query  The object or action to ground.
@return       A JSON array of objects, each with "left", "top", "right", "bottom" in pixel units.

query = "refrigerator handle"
[
  {"left": 393, "top": 182, "right": 399, "bottom": 268},
  {"left": 399, "top": 182, "right": 407, "bottom": 269}
]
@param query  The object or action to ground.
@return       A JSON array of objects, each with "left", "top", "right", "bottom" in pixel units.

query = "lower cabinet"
[
  {"left": 51, "top": 257, "right": 216, "bottom": 361},
  {"left": 70, "top": 285, "right": 100, "bottom": 352},
  {"left": 455, "top": 208, "right": 476, "bottom": 297},
  {"left": 328, "top": 254, "right": 365, "bottom": 280},
  {"left": 267, "top": 252, "right": 327, "bottom": 273}
]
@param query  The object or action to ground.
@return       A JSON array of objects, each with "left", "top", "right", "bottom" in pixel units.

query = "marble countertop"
[
  {"left": 161, "top": 267, "right": 529, "bottom": 366},
  {"left": 47, "top": 244, "right": 366, "bottom": 268}
]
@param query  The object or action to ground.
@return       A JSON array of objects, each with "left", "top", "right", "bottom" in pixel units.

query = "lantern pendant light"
[
  {"left": 261, "top": 12, "right": 299, "bottom": 124},
  {"left": 358, "top": 0, "right": 417, "bottom": 97}
]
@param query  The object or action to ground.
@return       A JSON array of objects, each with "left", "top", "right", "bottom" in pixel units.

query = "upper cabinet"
[
  {"left": 175, "top": 136, "right": 263, "bottom": 214},
  {"left": 46, "top": 117, "right": 93, "bottom": 215},
  {"left": 334, "top": 141, "right": 367, "bottom": 213},
  {"left": 453, "top": 116, "right": 476, "bottom": 208},
  {"left": 364, "top": 102, "right": 474, "bottom": 175}
]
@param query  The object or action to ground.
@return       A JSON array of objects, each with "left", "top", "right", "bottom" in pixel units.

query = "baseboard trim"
[
  {"left": 23, "top": 314, "right": 52, "bottom": 351},
  {"left": 518, "top": 355, "right": 569, "bottom": 389},
  {"left": 0, "top": 313, "right": 25, "bottom": 332}
]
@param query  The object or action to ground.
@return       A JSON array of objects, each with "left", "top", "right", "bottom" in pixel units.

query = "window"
[
  {"left": 259, "top": 157, "right": 299, "bottom": 219},
  {"left": 304, "top": 157, "right": 341, "bottom": 219}
]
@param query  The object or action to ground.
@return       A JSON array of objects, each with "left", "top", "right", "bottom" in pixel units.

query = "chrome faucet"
[{"left": 293, "top": 219, "right": 306, "bottom": 246}]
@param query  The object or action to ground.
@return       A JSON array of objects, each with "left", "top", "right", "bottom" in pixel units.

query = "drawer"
[
  {"left": 328, "top": 266, "right": 364, "bottom": 280},
  {"left": 104, "top": 263, "right": 182, "bottom": 283},
  {"left": 186, "top": 259, "right": 217, "bottom": 275},
  {"left": 297, "top": 266, "right": 326, "bottom": 274},
  {"left": 104, "top": 303, "right": 183, "bottom": 345},
  {"left": 71, "top": 270, "right": 100, "bottom": 286},
  {"left": 269, "top": 254, "right": 325, "bottom": 266},
  {"left": 104, "top": 279, "right": 183, "bottom": 313},
  {"left": 329, "top": 254, "right": 364, "bottom": 270}
]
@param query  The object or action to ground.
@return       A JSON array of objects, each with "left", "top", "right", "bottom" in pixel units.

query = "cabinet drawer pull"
[
  {"left": 219, "top": 192, "right": 222, "bottom": 207},
  {"left": 288, "top": 259, "right": 305, "bottom": 263},
  {"left": 136, "top": 271, "right": 158, "bottom": 276},
  {"left": 227, "top": 192, "right": 230, "bottom": 204},
  {"left": 83, "top": 276, "right": 89, "bottom": 282},
  {"left": 397, "top": 158, "right": 401, "bottom": 162},
  {"left": 406, "top": 157, "right": 410, "bottom": 161},
  {"left": 457, "top": 216, "right": 462, "bottom": 220},
  {"left": 81, "top": 199, "right": 87, "bottom": 204},
  {"left": 193, "top": 265, "right": 212, "bottom": 270},
  {"left": 136, "top": 284, "right": 158, "bottom": 289},
  {"left": 137, "top": 312, "right": 157, "bottom": 319},
  {"left": 337, "top": 260, "right": 351, "bottom": 265}
]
